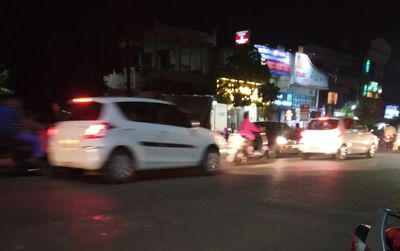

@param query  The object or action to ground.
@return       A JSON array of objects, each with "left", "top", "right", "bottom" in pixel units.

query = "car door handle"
[
  {"left": 124, "top": 128, "right": 135, "bottom": 131},
  {"left": 161, "top": 131, "right": 169, "bottom": 133}
]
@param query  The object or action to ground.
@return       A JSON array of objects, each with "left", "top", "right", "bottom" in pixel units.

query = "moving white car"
[
  {"left": 298, "top": 117, "right": 378, "bottom": 160},
  {"left": 47, "top": 97, "right": 221, "bottom": 182}
]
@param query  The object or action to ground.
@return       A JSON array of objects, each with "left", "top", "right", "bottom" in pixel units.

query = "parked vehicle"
[
  {"left": 298, "top": 117, "right": 378, "bottom": 160},
  {"left": 254, "top": 121, "right": 300, "bottom": 157},
  {"left": 47, "top": 97, "right": 221, "bottom": 183},
  {"left": 225, "top": 131, "right": 269, "bottom": 164},
  {"left": 350, "top": 208, "right": 400, "bottom": 251}
]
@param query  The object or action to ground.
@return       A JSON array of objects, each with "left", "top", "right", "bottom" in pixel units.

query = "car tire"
[
  {"left": 201, "top": 148, "right": 220, "bottom": 175},
  {"left": 366, "top": 144, "right": 376, "bottom": 158},
  {"left": 105, "top": 149, "right": 135, "bottom": 183},
  {"left": 335, "top": 145, "right": 347, "bottom": 160}
]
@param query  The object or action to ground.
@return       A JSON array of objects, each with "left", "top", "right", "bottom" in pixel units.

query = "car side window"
[
  {"left": 117, "top": 102, "right": 158, "bottom": 124},
  {"left": 155, "top": 104, "right": 191, "bottom": 128}
]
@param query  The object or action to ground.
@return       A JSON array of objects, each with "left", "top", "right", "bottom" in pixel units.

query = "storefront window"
[{"left": 292, "top": 94, "right": 314, "bottom": 107}]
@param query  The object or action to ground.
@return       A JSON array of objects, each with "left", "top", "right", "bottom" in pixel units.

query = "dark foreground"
[{"left": 1, "top": 153, "right": 400, "bottom": 250}]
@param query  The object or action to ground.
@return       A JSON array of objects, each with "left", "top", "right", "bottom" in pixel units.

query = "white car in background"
[
  {"left": 47, "top": 97, "right": 221, "bottom": 182},
  {"left": 298, "top": 117, "right": 378, "bottom": 160}
]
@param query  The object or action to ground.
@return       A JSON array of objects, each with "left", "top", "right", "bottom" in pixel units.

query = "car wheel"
[
  {"left": 106, "top": 149, "right": 135, "bottom": 183},
  {"left": 201, "top": 148, "right": 220, "bottom": 175},
  {"left": 366, "top": 144, "right": 376, "bottom": 158},
  {"left": 335, "top": 145, "right": 347, "bottom": 160}
]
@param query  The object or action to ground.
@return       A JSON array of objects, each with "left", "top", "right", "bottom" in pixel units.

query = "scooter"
[
  {"left": 225, "top": 132, "right": 269, "bottom": 164},
  {"left": 383, "top": 135, "right": 395, "bottom": 152},
  {"left": 350, "top": 208, "right": 400, "bottom": 251}
]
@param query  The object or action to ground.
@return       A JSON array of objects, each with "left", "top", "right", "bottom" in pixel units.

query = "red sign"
[
  {"left": 235, "top": 30, "right": 250, "bottom": 45},
  {"left": 266, "top": 61, "right": 291, "bottom": 73}
]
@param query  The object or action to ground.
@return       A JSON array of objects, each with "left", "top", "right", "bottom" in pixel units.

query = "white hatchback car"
[
  {"left": 47, "top": 97, "right": 221, "bottom": 182},
  {"left": 298, "top": 117, "right": 378, "bottom": 160}
]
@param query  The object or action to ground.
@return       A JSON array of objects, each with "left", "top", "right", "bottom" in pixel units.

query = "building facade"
[{"left": 138, "top": 22, "right": 217, "bottom": 95}]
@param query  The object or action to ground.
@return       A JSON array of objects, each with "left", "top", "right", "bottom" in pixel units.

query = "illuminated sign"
[
  {"left": 254, "top": 44, "right": 291, "bottom": 76},
  {"left": 285, "top": 109, "right": 295, "bottom": 121},
  {"left": 290, "top": 52, "right": 328, "bottom": 89},
  {"left": 365, "top": 59, "right": 371, "bottom": 74},
  {"left": 273, "top": 92, "right": 293, "bottom": 106},
  {"left": 363, "top": 81, "right": 382, "bottom": 99},
  {"left": 235, "top": 30, "right": 250, "bottom": 45},
  {"left": 327, "top": 92, "right": 338, "bottom": 105},
  {"left": 384, "top": 105, "right": 399, "bottom": 119}
]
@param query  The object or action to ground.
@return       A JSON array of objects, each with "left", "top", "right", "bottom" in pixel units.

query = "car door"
[
  {"left": 346, "top": 119, "right": 364, "bottom": 154},
  {"left": 153, "top": 103, "right": 198, "bottom": 168},
  {"left": 343, "top": 118, "right": 359, "bottom": 154},
  {"left": 353, "top": 120, "right": 369, "bottom": 153},
  {"left": 116, "top": 102, "right": 170, "bottom": 169}
]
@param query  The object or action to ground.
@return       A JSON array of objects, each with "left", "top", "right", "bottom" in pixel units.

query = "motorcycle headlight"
[{"left": 276, "top": 136, "right": 288, "bottom": 145}]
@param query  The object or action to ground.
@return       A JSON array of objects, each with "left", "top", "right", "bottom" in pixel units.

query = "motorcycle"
[
  {"left": 0, "top": 134, "right": 48, "bottom": 175},
  {"left": 383, "top": 135, "right": 396, "bottom": 152},
  {"left": 225, "top": 131, "right": 270, "bottom": 164},
  {"left": 350, "top": 208, "right": 400, "bottom": 251}
]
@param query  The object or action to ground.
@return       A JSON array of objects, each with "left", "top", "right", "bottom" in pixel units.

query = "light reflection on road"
[
  {"left": 42, "top": 188, "right": 134, "bottom": 248},
  {"left": 221, "top": 154, "right": 396, "bottom": 212}
]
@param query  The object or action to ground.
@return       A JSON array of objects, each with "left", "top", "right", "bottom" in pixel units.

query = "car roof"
[{"left": 70, "top": 97, "right": 172, "bottom": 105}]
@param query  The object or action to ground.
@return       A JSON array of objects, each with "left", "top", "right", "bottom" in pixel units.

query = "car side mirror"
[{"left": 191, "top": 120, "right": 200, "bottom": 128}]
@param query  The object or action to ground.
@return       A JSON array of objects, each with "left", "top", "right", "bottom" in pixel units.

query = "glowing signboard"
[
  {"left": 384, "top": 105, "right": 399, "bottom": 119},
  {"left": 235, "top": 30, "right": 250, "bottom": 45},
  {"left": 254, "top": 44, "right": 291, "bottom": 76},
  {"left": 290, "top": 52, "right": 328, "bottom": 89}
]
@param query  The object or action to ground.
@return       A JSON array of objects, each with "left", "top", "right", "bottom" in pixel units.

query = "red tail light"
[
  {"left": 83, "top": 123, "right": 113, "bottom": 139},
  {"left": 47, "top": 126, "right": 59, "bottom": 137},
  {"left": 72, "top": 97, "right": 93, "bottom": 103}
]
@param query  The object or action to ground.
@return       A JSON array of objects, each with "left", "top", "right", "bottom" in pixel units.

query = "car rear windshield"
[
  {"left": 307, "top": 119, "right": 339, "bottom": 130},
  {"left": 62, "top": 102, "right": 102, "bottom": 121}
]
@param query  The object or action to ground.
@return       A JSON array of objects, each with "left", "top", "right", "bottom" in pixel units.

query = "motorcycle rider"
[
  {"left": 384, "top": 123, "right": 397, "bottom": 151},
  {"left": 0, "top": 94, "right": 44, "bottom": 165},
  {"left": 238, "top": 111, "right": 263, "bottom": 155}
]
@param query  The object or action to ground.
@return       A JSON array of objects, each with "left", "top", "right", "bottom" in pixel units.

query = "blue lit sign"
[{"left": 254, "top": 44, "right": 291, "bottom": 76}]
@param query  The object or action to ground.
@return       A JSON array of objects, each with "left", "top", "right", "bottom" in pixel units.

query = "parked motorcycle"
[
  {"left": 225, "top": 131, "right": 269, "bottom": 164},
  {"left": 350, "top": 208, "right": 400, "bottom": 251}
]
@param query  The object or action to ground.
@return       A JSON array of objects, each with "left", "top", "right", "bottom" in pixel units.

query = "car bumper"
[
  {"left": 298, "top": 141, "right": 341, "bottom": 155},
  {"left": 48, "top": 146, "right": 109, "bottom": 170}
]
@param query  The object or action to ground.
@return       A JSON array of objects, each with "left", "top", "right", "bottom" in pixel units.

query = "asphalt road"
[{"left": 1, "top": 153, "right": 400, "bottom": 251}]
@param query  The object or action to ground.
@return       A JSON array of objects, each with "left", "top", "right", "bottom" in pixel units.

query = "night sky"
[{"left": 0, "top": 1, "right": 398, "bottom": 110}]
